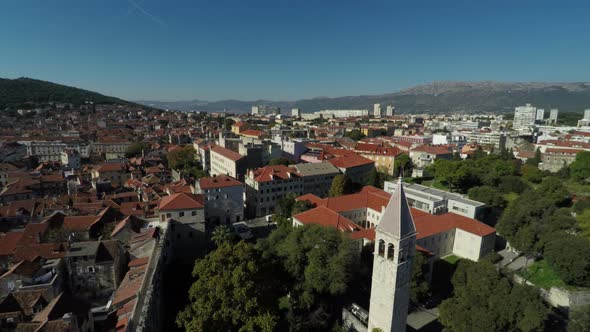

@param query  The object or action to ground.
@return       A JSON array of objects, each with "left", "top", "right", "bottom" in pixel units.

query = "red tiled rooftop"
[
  {"left": 211, "top": 146, "right": 244, "bottom": 161},
  {"left": 158, "top": 192, "right": 204, "bottom": 211},
  {"left": 249, "top": 165, "right": 302, "bottom": 183},
  {"left": 0, "top": 232, "right": 24, "bottom": 256},
  {"left": 328, "top": 153, "right": 374, "bottom": 169},
  {"left": 199, "top": 175, "right": 242, "bottom": 189}
]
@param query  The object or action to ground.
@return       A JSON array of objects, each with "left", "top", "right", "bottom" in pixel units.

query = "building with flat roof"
[
  {"left": 383, "top": 181, "right": 486, "bottom": 220},
  {"left": 293, "top": 161, "right": 341, "bottom": 198}
]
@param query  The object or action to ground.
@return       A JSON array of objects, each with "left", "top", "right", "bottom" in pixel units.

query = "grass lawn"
[
  {"left": 421, "top": 180, "right": 450, "bottom": 191},
  {"left": 442, "top": 255, "right": 461, "bottom": 264},
  {"left": 520, "top": 260, "right": 566, "bottom": 289}
]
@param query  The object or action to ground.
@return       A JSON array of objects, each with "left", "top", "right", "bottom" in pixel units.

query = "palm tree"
[{"left": 211, "top": 225, "right": 232, "bottom": 246}]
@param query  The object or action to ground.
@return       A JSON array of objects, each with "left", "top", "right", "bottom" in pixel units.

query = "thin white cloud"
[{"left": 127, "top": 0, "right": 165, "bottom": 26}]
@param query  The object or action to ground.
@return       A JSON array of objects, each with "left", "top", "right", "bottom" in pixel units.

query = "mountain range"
[
  {"left": 137, "top": 81, "right": 590, "bottom": 114},
  {"left": 2, "top": 77, "right": 590, "bottom": 114}
]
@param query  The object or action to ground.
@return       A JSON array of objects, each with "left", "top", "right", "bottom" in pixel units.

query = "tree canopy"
[
  {"left": 570, "top": 151, "right": 590, "bottom": 182},
  {"left": 544, "top": 234, "right": 590, "bottom": 287},
  {"left": 176, "top": 241, "right": 280, "bottom": 332},
  {"left": 167, "top": 146, "right": 206, "bottom": 179},
  {"left": 439, "top": 260, "right": 547, "bottom": 332},
  {"left": 125, "top": 141, "right": 151, "bottom": 158},
  {"left": 344, "top": 129, "right": 366, "bottom": 141},
  {"left": 328, "top": 174, "right": 352, "bottom": 197}
]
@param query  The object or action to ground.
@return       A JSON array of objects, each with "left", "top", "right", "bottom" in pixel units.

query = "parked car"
[{"left": 232, "top": 221, "right": 253, "bottom": 240}]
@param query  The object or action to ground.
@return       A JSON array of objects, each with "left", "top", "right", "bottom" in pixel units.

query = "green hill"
[{"left": 0, "top": 77, "right": 137, "bottom": 109}]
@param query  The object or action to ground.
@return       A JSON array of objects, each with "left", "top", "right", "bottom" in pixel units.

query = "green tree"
[
  {"left": 569, "top": 305, "right": 590, "bottom": 332},
  {"left": 328, "top": 175, "right": 351, "bottom": 197},
  {"left": 439, "top": 260, "right": 547, "bottom": 332},
  {"left": 167, "top": 145, "right": 196, "bottom": 170},
  {"left": 268, "top": 157, "right": 295, "bottom": 166},
  {"left": 410, "top": 251, "right": 430, "bottom": 304},
  {"left": 521, "top": 164, "right": 544, "bottom": 183},
  {"left": 344, "top": 129, "right": 365, "bottom": 141},
  {"left": 544, "top": 234, "right": 590, "bottom": 287},
  {"left": 526, "top": 148, "right": 542, "bottom": 166},
  {"left": 570, "top": 151, "right": 590, "bottom": 182},
  {"left": 125, "top": 141, "right": 151, "bottom": 158},
  {"left": 468, "top": 186, "right": 506, "bottom": 208},
  {"left": 211, "top": 225, "right": 233, "bottom": 246},
  {"left": 393, "top": 154, "right": 412, "bottom": 177},
  {"left": 176, "top": 241, "right": 280, "bottom": 332},
  {"left": 257, "top": 224, "right": 356, "bottom": 329}
]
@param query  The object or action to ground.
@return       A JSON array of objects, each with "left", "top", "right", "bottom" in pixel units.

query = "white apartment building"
[
  {"left": 209, "top": 146, "right": 246, "bottom": 180},
  {"left": 373, "top": 104, "right": 382, "bottom": 117},
  {"left": 536, "top": 109, "right": 545, "bottom": 121},
  {"left": 385, "top": 105, "right": 395, "bottom": 117},
  {"left": 194, "top": 175, "right": 245, "bottom": 225},
  {"left": 291, "top": 108, "right": 301, "bottom": 117},
  {"left": 464, "top": 131, "right": 507, "bottom": 150},
  {"left": 384, "top": 181, "right": 486, "bottom": 220},
  {"left": 317, "top": 109, "right": 369, "bottom": 118},
  {"left": 513, "top": 103, "right": 537, "bottom": 130}
]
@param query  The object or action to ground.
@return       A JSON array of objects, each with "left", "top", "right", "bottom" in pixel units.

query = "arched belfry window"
[
  {"left": 378, "top": 240, "right": 385, "bottom": 257},
  {"left": 399, "top": 247, "right": 406, "bottom": 263},
  {"left": 387, "top": 243, "right": 395, "bottom": 261}
]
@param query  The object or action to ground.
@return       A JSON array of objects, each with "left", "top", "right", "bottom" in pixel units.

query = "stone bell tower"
[{"left": 368, "top": 177, "right": 417, "bottom": 332}]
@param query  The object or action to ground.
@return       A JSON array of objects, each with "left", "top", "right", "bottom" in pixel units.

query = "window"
[
  {"left": 179, "top": 211, "right": 185, "bottom": 217},
  {"left": 387, "top": 243, "right": 395, "bottom": 261},
  {"left": 378, "top": 240, "right": 385, "bottom": 257},
  {"left": 192, "top": 211, "right": 197, "bottom": 216},
  {"left": 87, "top": 266, "right": 95, "bottom": 273},
  {"left": 166, "top": 213, "right": 171, "bottom": 218}
]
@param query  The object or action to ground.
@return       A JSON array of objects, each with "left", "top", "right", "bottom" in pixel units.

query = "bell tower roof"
[{"left": 377, "top": 177, "right": 416, "bottom": 239}]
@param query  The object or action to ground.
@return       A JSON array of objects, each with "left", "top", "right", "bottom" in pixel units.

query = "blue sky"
[{"left": 1, "top": 0, "right": 589, "bottom": 101}]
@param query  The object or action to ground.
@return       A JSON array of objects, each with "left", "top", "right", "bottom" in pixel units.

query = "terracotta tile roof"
[
  {"left": 411, "top": 145, "right": 453, "bottom": 155},
  {"left": 199, "top": 175, "right": 242, "bottom": 189},
  {"left": 13, "top": 243, "right": 68, "bottom": 262},
  {"left": 112, "top": 264, "right": 147, "bottom": 308},
  {"left": 158, "top": 192, "right": 204, "bottom": 211},
  {"left": 295, "top": 186, "right": 495, "bottom": 240},
  {"left": 545, "top": 148, "right": 583, "bottom": 155},
  {"left": 17, "top": 223, "right": 49, "bottom": 246},
  {"left": 63, "top": 216, "right": 99, "bottom": 231},
  {"left": 294, "top": 206, "right": 361, "bottom": 232},
  {"left": 0, "top": 232, "right": 24, "bottom": 256},
  {"left": 537, "top": 140, "right": 590, "bottom": 149},
  {"left": 412, "top": 208, "right": 495, "bottom": 238},
  {"left": 128, "top": 256, "right": 149, "bottom": 268},
  {"left": 240, "top": 129, "right": 265, "bottom": 137},
  {"left": 328, "top": 153, "right": 374, "bottom": 169},
  {"left": 211, "top": 146, "right": 244, "bottom": 161},
  {"left": 95, "top": 163, "right": 127, "bottom": 173},
  {"left": 249, "top": 165, "right": 302, "bottom": 183}
]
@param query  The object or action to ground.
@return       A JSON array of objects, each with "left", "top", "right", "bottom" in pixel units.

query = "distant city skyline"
[{"left": 1, "top": 0, "right": 589, "bottom": 101}]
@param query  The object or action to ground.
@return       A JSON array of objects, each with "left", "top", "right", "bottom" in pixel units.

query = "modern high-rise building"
[
  {"left": 536, "top": 108, "right": 545, "bottom": 121},
  {"left": 373, "top": 103, "right": 382, "bottom": 117},
  {"left": 585, "top": 109, "right": 590, "bottom": 120},
  {"left": 513, "top": 103, "right": 537, "bottom": 130},
  {"left": 291, "top": 108, "right": 301, "bottom": 117},
  {"left": 549, "top": 109, "right": 559, "bottom": 122},
  {"left": 386, "top": 105, "right": 395, "bottom": 117},
  {"left": 251, "top": 105, "right": 280, "bottom": 116}
]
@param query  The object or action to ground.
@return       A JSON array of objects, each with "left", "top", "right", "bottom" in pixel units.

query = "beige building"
[
  {"left": 245, "top": 165, "right": 304, "bottom": 217},
  {"left": 209, "top": 146, "right": 246, "bottom": 180},
  {"left": 539, "top": 148, "right": 581, "bottom": 172}
]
